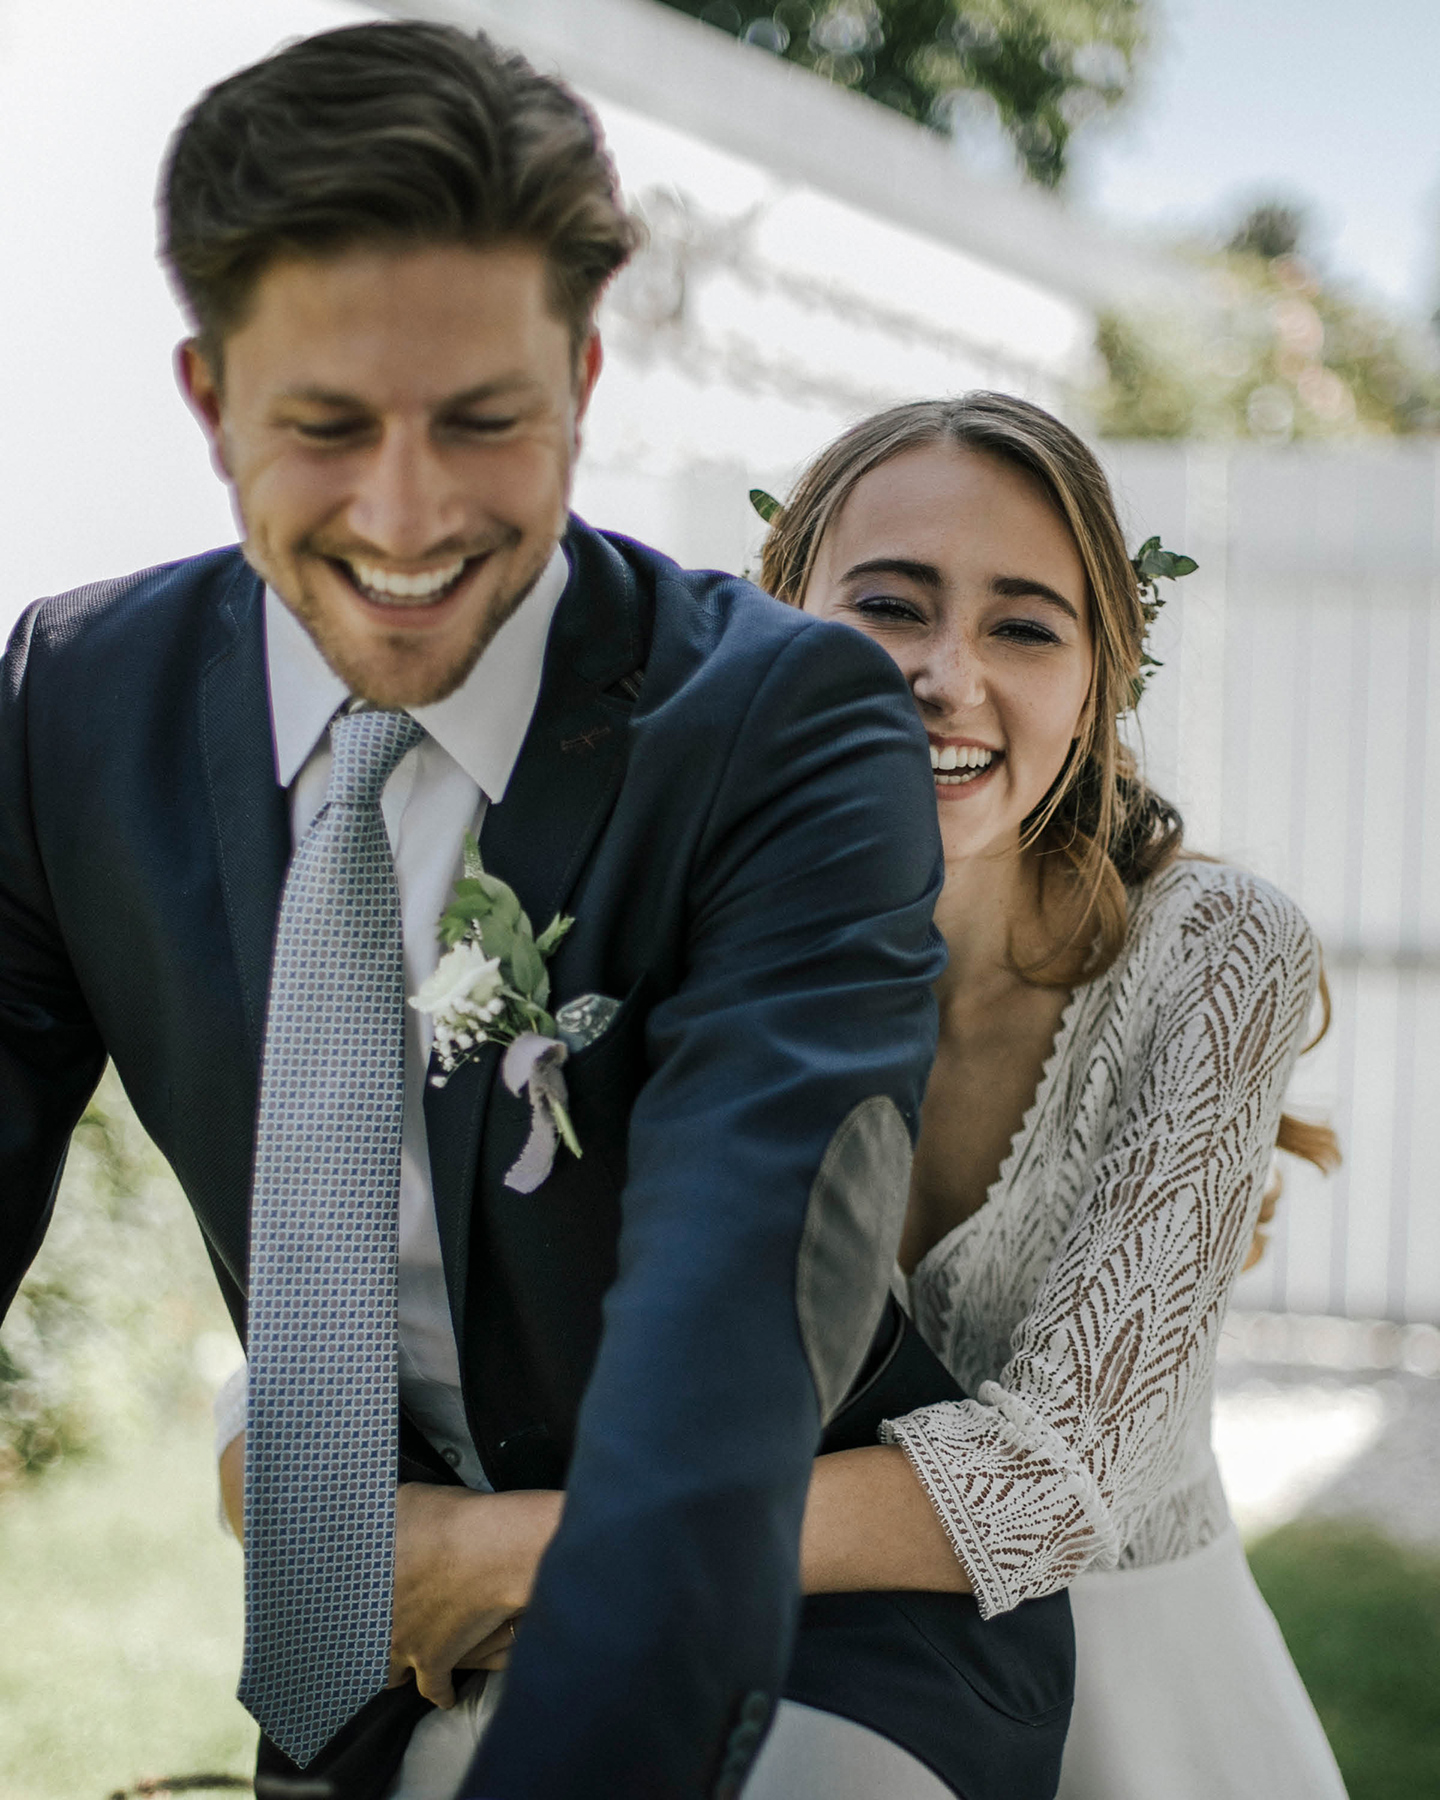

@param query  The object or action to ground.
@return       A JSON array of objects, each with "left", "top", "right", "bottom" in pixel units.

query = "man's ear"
[
  {"left": 177, "top": 338, "right": 232, "bottom": 482},
  {"left": 571, "top": 330, "right": 604, "bottom": 447}
]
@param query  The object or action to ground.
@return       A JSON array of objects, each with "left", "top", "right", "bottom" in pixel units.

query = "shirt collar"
[{"left": 264, "top": 545, "right": 570, "bottom": 800}]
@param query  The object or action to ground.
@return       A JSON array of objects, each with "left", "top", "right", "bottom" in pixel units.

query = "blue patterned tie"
[{"left": 239, "top": 706, "right": 425, "bottom": 1766}]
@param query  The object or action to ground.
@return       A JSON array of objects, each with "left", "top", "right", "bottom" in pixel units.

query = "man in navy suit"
[{"left": 0, "top": 22, "right": 1071, "bottom": 1800}]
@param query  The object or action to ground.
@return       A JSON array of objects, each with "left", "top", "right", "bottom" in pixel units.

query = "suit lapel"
[
  {"left": 425, "top": 522, "right": 648, "bottom": 1336},
  {"left": 199, "top": 560, "right": 289, "bottom": 1064}
]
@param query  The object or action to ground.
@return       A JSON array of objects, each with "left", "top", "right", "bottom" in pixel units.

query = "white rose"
[{"left": 410, "top": 942, "right": 505, "bottom": 1021}]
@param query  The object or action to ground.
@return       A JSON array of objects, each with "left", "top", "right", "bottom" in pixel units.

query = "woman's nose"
[{"left": 913, "top": 632, "right": 987, "bottom": 714}]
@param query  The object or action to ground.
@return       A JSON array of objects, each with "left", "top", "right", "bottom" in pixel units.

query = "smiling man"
[
  {"left": 183, "top": 240, "right": 599, "bottom": 711},
  {"left": 0, "top": 22, "right": 957, "bottom": 1800}
]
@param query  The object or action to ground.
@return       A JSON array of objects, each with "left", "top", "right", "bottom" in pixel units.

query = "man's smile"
[{"left": 325, "top": 552, "right": 486, "bottom": 612}]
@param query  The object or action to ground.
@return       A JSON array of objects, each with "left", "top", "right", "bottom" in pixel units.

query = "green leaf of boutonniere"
[
  {"left": 534, "top": 913, "right": 573, "bottom": 957},
  {"left": 478, "top": 913, "right": 515, "bottom": 964},
  {"left": 508, "top": 932, "right": 547, "bottom": 1002},
  {"left": 749, "top": 487, "right": 783, "bottom": 525}
]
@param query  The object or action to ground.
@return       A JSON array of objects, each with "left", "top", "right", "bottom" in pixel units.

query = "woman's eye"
[
  {"left": 995, "top": 618, "right": 1061, "bottom": 646},
  {"left": 852, "top": 595, "right": 925, "bottom": 624}
]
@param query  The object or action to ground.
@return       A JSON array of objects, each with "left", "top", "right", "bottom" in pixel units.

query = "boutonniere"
[{"left": 409, "top": 838, "right": 595, "bottom": 1193}]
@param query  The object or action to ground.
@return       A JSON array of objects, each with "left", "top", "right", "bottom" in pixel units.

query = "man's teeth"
[
  {"left": 929, "top": 743, "right": 996, "bottom": 783},
  {"left": 345, "top": 558, "right": 468, "bottom": 601}
]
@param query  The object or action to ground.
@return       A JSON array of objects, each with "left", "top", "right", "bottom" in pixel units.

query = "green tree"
[
  {"left": 656, "top": 0, "right": 1144, "bottom": 186},
  {"left": 1093, "top": 201, "right": 1440, "bottom": 440}
]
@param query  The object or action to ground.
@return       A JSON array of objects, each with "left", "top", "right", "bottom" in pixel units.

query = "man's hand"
[
  {"left": 389, "top": 1484, "right": 563, "bottom": 1709},
  {"left": 219, "top": 1437, "right": 561, "bottom": 1705}
]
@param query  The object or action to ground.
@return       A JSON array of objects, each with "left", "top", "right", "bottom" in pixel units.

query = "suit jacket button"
[
  {"left": 739, "top": 1689, "right": 771, "bottom": 1728},
  {"left": 728, "top": 1723, "right": 762, "bottom": 1760}
]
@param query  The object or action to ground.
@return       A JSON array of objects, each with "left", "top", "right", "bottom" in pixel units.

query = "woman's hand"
[{"left": 388, "top": 1484, "right": 563, "bottom": 1708}]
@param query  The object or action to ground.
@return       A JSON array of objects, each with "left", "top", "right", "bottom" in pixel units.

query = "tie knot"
[{"left": 325, "top": 707, "right": 425, "bottom": 808}]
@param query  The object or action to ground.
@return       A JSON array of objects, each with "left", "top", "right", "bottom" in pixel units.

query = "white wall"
[{"left": 0, "top": 0, "right": 386, "bottom": 627}]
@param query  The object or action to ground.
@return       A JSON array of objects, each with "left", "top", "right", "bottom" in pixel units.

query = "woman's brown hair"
[{"left": 760, "top": 392, "right": 1339, "bottom": 1183}]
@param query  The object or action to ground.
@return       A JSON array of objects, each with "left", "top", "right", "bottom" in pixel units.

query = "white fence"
[
  {"left": 1100, "top": 444, "right": 1440, "bottom": 1326},
  {"left": 576, "top": 442, "right": 1440, "bottom": 1327}
]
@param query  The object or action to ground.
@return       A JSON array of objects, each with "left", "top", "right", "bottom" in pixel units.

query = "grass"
[
  {"left": 0, "top": 1409, "right": 257, "bottom": 1800},
  {"left": 1249, "top": 1519, "right": 1440, "bottom": 1800}
]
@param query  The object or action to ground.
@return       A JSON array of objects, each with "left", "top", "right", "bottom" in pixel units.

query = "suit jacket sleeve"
[
  {"left": 468, "top": 617, "right": 946, "bottom": 1798},
  {"left": 0, "top": 604, "right": 108, "bottom": 1320}
]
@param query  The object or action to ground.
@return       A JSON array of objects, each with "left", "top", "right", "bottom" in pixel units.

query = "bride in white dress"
[{"left": 759, "top": 391, "right": 1347, "bottom": 1800}]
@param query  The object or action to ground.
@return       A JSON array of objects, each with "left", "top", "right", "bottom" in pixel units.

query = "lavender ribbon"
[{"left": 501, "top": 1033, "right": 575, "bottom": 1193}]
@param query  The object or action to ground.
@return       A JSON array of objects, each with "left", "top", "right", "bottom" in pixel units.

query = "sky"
[{"left": 1078, "top": 0, "right": 1440, "bottom": 314}]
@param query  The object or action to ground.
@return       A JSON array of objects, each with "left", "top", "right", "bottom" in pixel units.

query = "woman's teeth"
[
  {"left": 343, "top": 557, "right": 470, "bottom": 605},
  {"left": 930, "top": 743, "right": 995, "bottom": 786}
]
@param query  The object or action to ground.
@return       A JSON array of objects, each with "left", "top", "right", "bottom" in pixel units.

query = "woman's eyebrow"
[
  {"left": 991, "top": 574, "right": 1079, "bottom": 621},
  {"left": 842, "top": 557, "right": 944, "bottom": 588}
]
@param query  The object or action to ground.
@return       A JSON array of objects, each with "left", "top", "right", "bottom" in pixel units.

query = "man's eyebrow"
[
  {"left": 841, "top": 557, "right": 944, "bottom": 588},
  {"left": 991, "top": 574, "right": 1079, "bottom": 621},
  {"left": 275, "top": 377, "right": 539, "bottom": 409}
]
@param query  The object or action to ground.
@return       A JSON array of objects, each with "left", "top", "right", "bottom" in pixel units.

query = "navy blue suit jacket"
[{"left": 1, "top": 520, "right": 964, "bottom": 1795}]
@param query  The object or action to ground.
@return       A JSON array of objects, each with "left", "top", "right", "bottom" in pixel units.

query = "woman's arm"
[
  {"left": 801, "top": 1446, "right": 970, "bottom": 1594},
  {"left": 881, "top": 872, "right": 1321, "bottom": 1617}
]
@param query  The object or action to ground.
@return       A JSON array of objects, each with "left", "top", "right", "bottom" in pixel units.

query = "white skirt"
[
  {"left": 1058, "top": 1525, "right": 1348, "bottom": 1800},
  {"left": 385, "top": 1676, "right": 953, "bottom": 1800}
]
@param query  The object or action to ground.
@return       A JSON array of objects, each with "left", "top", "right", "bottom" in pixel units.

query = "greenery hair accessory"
[{"left": 1128, "top": 536, "right": 1198, "bottom": 708}]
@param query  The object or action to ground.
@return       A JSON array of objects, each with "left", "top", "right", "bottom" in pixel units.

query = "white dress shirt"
[{"left": 213, "top": 548, "right": 569, "bottom": 1491}]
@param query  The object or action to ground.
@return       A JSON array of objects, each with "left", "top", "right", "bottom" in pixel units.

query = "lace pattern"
[{"left": 883, "top": 861, "right": 1320, "bottom": 1618}]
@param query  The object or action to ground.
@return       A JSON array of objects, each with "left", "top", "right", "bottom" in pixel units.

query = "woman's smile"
[{"left": 929, "top": 735, "right": 1003, "bottom": 794}]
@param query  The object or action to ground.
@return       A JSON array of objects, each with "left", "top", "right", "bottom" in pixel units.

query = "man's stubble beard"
[{"left": 262, "top": 536, "right": 556, "bottom": 709}]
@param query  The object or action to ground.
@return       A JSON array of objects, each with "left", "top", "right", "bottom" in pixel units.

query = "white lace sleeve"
[{"left": 882, "top": 873, "right": 1319, "bottom": 1617}]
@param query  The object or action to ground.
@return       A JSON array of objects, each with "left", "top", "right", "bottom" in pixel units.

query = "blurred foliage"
[
  {"left": 0, "top": 1065, "right": 237, "bottom": 1490},
  {"left": 1093, "top": 201, "right": 1440, "bottom": 440},
  {"left": 1249, "top": 1518, "right": 1440, "bottom": 1800},
  {"left": 658, "top": 0, "right": 1145, "bottom": 186},
  {"left": 0, "top": 1403, "right": 255, "bottom": 1799}
]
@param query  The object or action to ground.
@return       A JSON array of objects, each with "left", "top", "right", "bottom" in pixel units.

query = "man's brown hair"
[{"left": 162, "top": 21, "right": 638, "bottom": 362}]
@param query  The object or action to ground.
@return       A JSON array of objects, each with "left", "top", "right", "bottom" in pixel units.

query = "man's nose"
[{"left": 346, "top": 424, "right": 465, "bottom": 559}]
